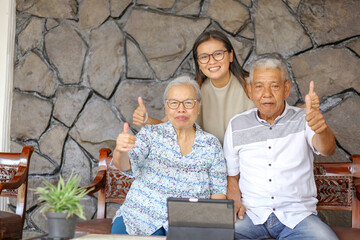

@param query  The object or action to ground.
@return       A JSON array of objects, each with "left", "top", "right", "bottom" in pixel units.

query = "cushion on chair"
[
  {"left": 332, "top": 226, "right": 360, "bottom": 240},
  {"left": 0, "top": 211, "right": 22, "bottom": 239},
  {"left": 76, "top": 218, "right": 112, "bottom": 234}
]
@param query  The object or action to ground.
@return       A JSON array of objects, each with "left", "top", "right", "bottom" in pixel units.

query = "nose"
[{"left": 262, "top": 86, "right": 272, "bottom": 97}]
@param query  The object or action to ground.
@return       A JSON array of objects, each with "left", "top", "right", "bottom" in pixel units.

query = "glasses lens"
[
  {"left": 198, "top": 54, "right": 209, "bottom": 64},
  {"left": 166, "top": 100, "right": 196, "bottom": 109},
  {"left": 213, "top": 50, "right": 225, "bottom": 61},
  {"left": 184, "top": 100, "right": 196, "bottom": 109},
  {"left": 168, "top": 100, "right": 179, "bottom": 109}
]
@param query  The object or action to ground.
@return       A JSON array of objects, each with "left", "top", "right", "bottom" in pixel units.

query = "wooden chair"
[
  {"left": 314, "top": 154, "right": 360, "bottom": 239},
  {"left": 0, "top": 146, "right": 34, "bottom": 239},
  {"left": 76, "top": 148, "right": 133, "bottom": 234},
  {"left": 76, "top": 149, "right": 360, "bottom": 240}
]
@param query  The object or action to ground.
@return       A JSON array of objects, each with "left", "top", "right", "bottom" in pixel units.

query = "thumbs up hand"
[
  {"left": 115, "top": 122, "right": 137, "bottom": 153},
  {"left": 308, "top": 81, "right": 320, "bottom": 110},
  {"left": 133, "top": 96, "right": 148, "bottom": 126},
  {"left": 305, "top": 82, "right": 327, "bottom": 134}
]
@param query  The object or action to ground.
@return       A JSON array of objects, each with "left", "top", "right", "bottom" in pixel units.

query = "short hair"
[
  {"left": 248, "top": 55, "right": 288, "bottom": 83},
  {"left": 163, "top": 75, "right": 201, "bottom": 103}
]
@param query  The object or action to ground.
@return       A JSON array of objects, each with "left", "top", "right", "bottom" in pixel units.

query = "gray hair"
[
  {"left": 248, "top": 55, "right": 289, "bottom": 83},
  {"left": 163, "top": 75, "right": 201, "bottom": 103}
]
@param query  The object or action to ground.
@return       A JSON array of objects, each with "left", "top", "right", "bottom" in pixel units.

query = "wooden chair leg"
[{"left": 353, "top": 180, "right": 360, "bottom": 228}]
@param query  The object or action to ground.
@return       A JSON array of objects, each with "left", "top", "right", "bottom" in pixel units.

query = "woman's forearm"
[
  {"left": 113, "top": 149, "right": 131, "bottom": 171},
  {"left": 146, "top": 116, "right": 165, "bottom": 125},
  {"left": 210, "top": 193, "right": 227, "bottom": 199}
]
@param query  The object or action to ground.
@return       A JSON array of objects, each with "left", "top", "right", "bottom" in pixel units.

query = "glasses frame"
[
  {"left": 165, "top": 99, "right": 198, "bottom": 109},
  {"left": 197, "top": 50, "right": 229, "bottom": 64}
]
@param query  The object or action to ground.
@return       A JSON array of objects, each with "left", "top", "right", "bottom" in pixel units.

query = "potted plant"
[{"left": 33, "top": 173, "right": 93, "bottom": 239}]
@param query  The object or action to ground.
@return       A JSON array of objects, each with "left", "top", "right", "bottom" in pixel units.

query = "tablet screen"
[{"left": 167, "top": 198, "right": 234, "bottom": 229}]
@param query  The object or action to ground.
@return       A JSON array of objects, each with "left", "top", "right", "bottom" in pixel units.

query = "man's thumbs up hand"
[
  {"left": 305, "top": 94, "right": 312, "bottom": 115},
  {"left": 308, "top": 81, "right": 320, "bottom": 110},
  {"left": 305, "top": 82, "right": 327, "bottom": 134}
]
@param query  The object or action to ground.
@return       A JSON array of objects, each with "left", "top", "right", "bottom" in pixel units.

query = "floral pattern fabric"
[{"left": 113, "top": 121, "right": 227, "bottom": 235}]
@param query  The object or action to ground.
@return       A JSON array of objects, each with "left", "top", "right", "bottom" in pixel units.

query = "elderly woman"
[{"left": 111, "top": 76, "right": 227, "bottom": 236}]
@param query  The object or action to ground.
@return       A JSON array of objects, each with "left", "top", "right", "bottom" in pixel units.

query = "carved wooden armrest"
[
  {"left": 80, "top": 169, "right": 106, "bottom": 194},
  {"left": 350, "top": 155, "right": 360, "bottom": 201},
  {"left": 79, "top": 149, "right": 111, "bottom": 194},
  {"left": 78, "top": 148, "right": 112, "bottom": 219},
  {"left": 0, "top": 146, "right": 32, "bottom": 195},
  {"left": 0, "top": 165, "right": 27, "bottom": 194}
]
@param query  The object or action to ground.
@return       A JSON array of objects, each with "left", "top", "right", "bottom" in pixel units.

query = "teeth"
[{"left": 209, "top": 67, "right": 220, "bottom": 71}]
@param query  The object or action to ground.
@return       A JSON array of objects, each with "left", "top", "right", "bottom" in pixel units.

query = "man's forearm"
[
  {"left": 313, "top": 127, "right": 336, "bottom": 156},
  {"left": 227, "top": 175, "right": 241, "bottom": 202},
  {"left": 227, "top": 174, "right": 247, "bottom": 220}
]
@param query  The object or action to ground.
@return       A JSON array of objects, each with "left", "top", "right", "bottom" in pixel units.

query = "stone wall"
[{"left": 12, "top": 0, "right": 360, "bottom": 234}]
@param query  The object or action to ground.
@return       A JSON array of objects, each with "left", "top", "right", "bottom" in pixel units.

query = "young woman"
[
  {"left": 133, "top": 30, "right": 254, "bottom": 144},
  {"left": 191, "top": 30, "right": 255, "bottom": 143}
]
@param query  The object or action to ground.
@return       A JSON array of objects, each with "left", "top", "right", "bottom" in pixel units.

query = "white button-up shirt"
[{"left": 224, "top": 103, "right": 319, "bottom": 229}]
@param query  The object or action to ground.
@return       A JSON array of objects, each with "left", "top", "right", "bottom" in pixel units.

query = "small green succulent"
[{"left": 33, "top": 173, "right": 93, "bottom": 219}]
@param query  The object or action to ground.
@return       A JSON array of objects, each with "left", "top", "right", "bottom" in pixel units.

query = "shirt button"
[
  {"left": 268, "top": 163, "right": 272, "bottom": 167},
  {"left": 269, "top": 179, "right": 272, "bottom": 182},
  {"left": 270, "top": 127, "right": 272, "bottom": 130},
  {"left": 273, "top": 208, "right": 276, "bottom": 211},
  {"left": 268, "top": 146, "right": 271, "bottom": 149},
  {"left": 271, "top": 196, "right": 274, "bottom": 199}
]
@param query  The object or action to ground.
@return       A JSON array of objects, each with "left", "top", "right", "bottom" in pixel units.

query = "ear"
[
  {"left": 229, "top": 50, "right": 234, "bottom": 63},
  {"left": 246, "top": 83, "right": 252, "bottom": 100},
  {"left": 284, "top": 80, "right": 291, "bottom": 99}
]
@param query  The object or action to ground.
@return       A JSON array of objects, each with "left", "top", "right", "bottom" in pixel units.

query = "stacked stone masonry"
[{"left": 12, "top": 0, "right": 360, "bottom": 235}]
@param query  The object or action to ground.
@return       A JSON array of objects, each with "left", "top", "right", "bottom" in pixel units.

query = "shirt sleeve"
[
  {"left": 208, "top": 139, "right": 227, "bottom": 195},
  {"left": 223, "top": 119, "right": 240, "bottom": 176},
  {"left": 305, "top": 121, "right": 320, "bottom": 155},
  {"left": 127, "top": 125, "right": 151, "bottom": 177}
]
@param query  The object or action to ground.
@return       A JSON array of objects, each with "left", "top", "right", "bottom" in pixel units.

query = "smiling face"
[
  {"left": 247, "top": 68, "right": 291, "bottom": 125},
  {"left": 196, "top": 38, "right": 233, "bottom": 87},
  {"left": 165, "top": 84, "right": 200, "bottom": 131}
]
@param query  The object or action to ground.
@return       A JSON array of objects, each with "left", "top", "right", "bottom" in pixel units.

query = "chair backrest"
[
  {"left": 314, "top": 155, "right": 360, "bottom": 228},
  {"left": 0, "top": 146, "right": 34, "bottom": 228},
  {"left": 103, "top": 150, "right": 133, "bottom": 204}
]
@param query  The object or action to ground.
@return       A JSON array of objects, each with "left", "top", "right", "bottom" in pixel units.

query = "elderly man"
[{"left": 224, "top": 56, "right": 338, "bottom": 240}]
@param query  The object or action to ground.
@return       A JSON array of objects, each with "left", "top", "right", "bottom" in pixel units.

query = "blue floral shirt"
[{"left": 114, "top": 121, "right": 227, "bottom": 235}]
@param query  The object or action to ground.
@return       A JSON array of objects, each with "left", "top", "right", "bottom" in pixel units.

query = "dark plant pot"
[{"left": 46, "top": 212, "right": 78, "bottom": 239}]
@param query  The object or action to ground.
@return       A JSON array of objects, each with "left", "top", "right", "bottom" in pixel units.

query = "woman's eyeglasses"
[
  {"left": 197, "top": 50, "right": 229, "bottom": 64},
  {"left": 165, "top": 99, "right": 197, "bottom": 109}
]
